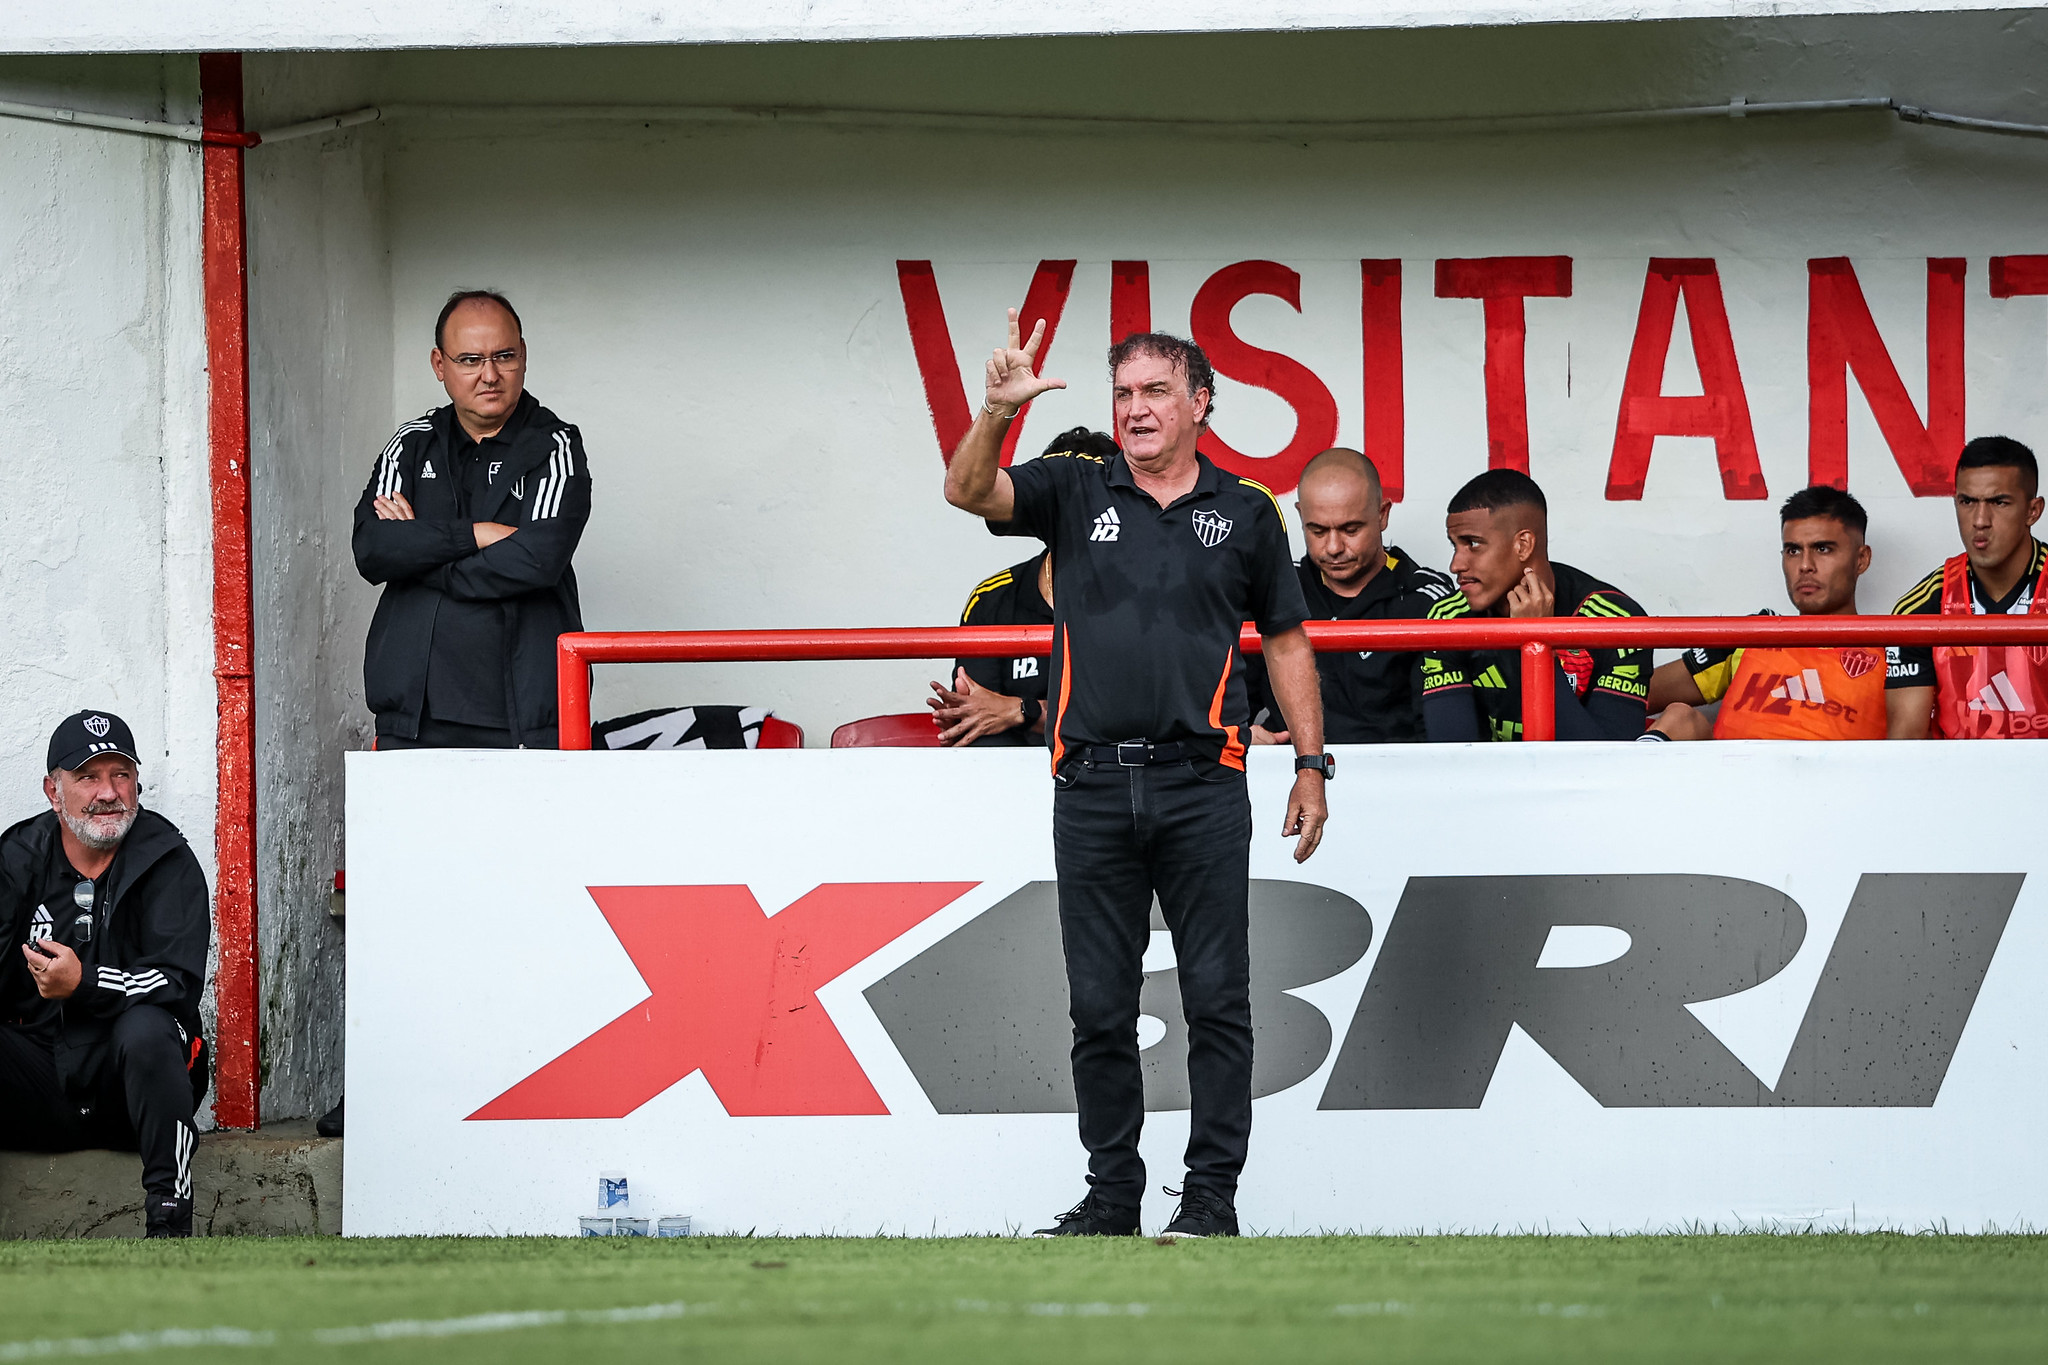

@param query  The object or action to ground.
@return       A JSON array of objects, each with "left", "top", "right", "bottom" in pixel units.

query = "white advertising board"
[{"left": 345, "top": 744, "right": 2046, "bottom": 1236}]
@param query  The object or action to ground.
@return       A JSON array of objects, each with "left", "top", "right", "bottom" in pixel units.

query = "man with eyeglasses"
[
  {"left": 0, "top": 712, "right": 211, "bottom": 1237},
  {"left": 353, "top": 289, "right": 593, "bottom": 752}
]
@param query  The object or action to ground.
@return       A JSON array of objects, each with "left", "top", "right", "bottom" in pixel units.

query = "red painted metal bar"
[
  {"left": 1521, "top": 641, "right": 1557, "bottom": 742},
  {"left": 556, "top": 616, "right": 2048, "bottom": 751},
  {"left": 200, "top": 52, "right": 259, "bottom": 1129}
]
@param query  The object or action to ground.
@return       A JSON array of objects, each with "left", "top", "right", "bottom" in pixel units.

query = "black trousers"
[
  {"left": 1052, "top": 759, "right": 1254, "bottom": 1205},
  {"left": 376, "top": 715, "right": 559, "bottom": 749},
  {"left": 0, "top": 1007, "right": 197, "bottom": 1202}
]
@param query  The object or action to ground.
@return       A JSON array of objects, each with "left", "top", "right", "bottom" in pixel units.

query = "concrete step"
[{"left": 0, "top": 1121, "right": 341, "bottom": 1238}]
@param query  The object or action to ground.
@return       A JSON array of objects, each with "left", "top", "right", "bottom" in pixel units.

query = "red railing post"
[
  {"left": 559, "top": 638, "right": 592, "bottom": 750},
  {"left": 200, "top": 51, "right": 259, "bottom": 1130},
  {"left": 1521, "top": 640, "right": 1557, "bottom": 741}
]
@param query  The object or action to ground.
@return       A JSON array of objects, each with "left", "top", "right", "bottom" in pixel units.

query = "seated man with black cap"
[{"left": 0, "top": 712, "right": 210, "bottom": 1238}]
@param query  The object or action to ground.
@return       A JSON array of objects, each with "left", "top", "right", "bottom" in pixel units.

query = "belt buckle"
[{"left": 1114, "top": 741, "right": 1150, "bottom": 767}]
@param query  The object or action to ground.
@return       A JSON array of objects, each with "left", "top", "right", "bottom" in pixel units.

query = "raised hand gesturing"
[{"left": 984, "top": 308, "right": 1068, "bottom": 418}]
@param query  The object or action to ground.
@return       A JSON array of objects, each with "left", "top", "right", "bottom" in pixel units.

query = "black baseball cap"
[{"left": 47, "top": 711, "right": 141, "bottom": 775}]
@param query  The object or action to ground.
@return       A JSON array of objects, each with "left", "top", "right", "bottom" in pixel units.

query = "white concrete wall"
[
  {"left": 0, "top": 0, "right": 2027, "bottom": 54},
  {"left": 0, "top": 56, "right": 216, "bottom": 1104},
  {"left": 346, "top": 16, "right": 2048, "bottom": 737},
  {"left": 243, "top": 55, "right": 391, "bottom": 1121}
]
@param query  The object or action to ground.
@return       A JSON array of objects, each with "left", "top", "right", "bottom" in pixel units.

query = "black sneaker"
[
  {"left": 1158, "top": 1185, "right": 1238, "bottom": 1239},
  {"left": 316, "top": 1097, "right": 344, "bottom": 1138},
  {"left": 145, "top": 1195, "right": 193, "bottom": 1239},
  {"left": 1032, "top": 1191, "right": 1140, "bottom": 1238}
]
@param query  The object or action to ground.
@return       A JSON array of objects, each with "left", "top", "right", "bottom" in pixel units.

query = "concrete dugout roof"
[{"left": 3, "top": 0, "right": 2026, "bottom": 54}]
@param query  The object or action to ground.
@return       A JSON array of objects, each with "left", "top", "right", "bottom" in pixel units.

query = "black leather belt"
[{"left": 1077, "top": 741, "right": 1192, "bottom": 766}]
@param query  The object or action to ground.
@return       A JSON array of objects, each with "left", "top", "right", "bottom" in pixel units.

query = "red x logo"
[{"left": 468, "top": 882, "right": 975, "bottom": 1120}]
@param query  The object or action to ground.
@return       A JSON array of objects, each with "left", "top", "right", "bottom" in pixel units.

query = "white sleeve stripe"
[
  {"left": 375, "top": 419, "right": 433, "bottom": 499},
  {"left": 531, "top": 434, "right": 567, "bottom": 520},
  {"left": 545, "top": 432, "right": 574, "bottom": 519},
  {"left": 95, "top": 967, "right": 170, "bottom": 996}
]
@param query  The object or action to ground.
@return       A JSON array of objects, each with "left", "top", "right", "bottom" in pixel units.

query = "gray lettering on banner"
[
  {"left": 867, "top": 872, "right": 2023, "bottom": 1114},
  {"left": 1769, "top": 873, "right": 2022, "bottom": 1107},
  {"left": 866, "top": 882, "right": 1075, "bottom": 1114},
  {"left": 866, "top": 880, "right": 1373, "bottom": 1114},
  {"left": 1136, "top": 881, "right": 1376, "bottom": 1109},
  {"left": 1318, "top": 875, "right": 1806, "bottom": 1109}
]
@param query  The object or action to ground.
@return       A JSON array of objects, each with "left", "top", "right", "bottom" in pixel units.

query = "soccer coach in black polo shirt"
[{"left": 945, "top": 311, "right": 1331, "bottom": 1239}]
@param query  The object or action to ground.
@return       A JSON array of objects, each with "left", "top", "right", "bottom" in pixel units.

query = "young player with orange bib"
[
  {"left": 1886, "top": 436, "right": 2048, "bottom": 739},
  {"left": 1643, "top": 486, "right": 1884, "bottom": 741}
]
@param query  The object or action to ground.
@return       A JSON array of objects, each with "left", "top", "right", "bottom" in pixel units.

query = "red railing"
[{"left": 557, "top": 616, "right": 2048, "bottom": 747}]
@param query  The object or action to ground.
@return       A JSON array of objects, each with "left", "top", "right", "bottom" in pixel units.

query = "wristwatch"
[
  {"left": 1294, "top": 753, "right": 1335, "bottom": 780},
  {"left": 1018, "top": 696, "right": 1043, "bottom": 729}
]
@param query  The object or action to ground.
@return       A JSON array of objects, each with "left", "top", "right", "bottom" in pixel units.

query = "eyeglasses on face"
[{"left": 445, "top": 349, "right": 525, "bottom": 373}]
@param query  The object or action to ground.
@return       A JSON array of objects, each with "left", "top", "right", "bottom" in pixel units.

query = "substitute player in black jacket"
[
  {"left": 0, "top": 712, "right": 209, "bottom": 1237},
  {"left": 353, "top": 290, "right": 592, "bottom": 749},
  {"left": 1246, "top": 448, "right": 1455, "bottom": 743}
]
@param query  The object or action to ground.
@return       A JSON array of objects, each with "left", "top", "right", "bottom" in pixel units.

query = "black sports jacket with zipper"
[
  {"left": 352, "top": 392, "right": 591, "bottom": 743},
  {"left": 0, "top": 808, "right": 209, "bottom": 1095}
]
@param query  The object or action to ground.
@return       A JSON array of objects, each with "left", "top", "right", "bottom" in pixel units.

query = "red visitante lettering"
[
  {"left": 1434, "top": 256, "right": 1573, "bottom": 474},
  {"left": 897, "top": 260, "right": 1076, "bottom": 468},
  {"left": 1189, "top": 260, "right": 1341, "bottom": 492},
  {"left": 1606, "top": 259, "right": 1765, "bottom": 501},
  {"left": 1806, "top": 257, "right": 1963, "bottom": 497}
]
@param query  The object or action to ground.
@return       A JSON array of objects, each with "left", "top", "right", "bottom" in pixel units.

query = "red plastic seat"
[
  {"left": 831, "top": 712, "right": 944, "bottom": 748},
  {"left": 757, "top": 717, "right": 805, "bottom": 749}
]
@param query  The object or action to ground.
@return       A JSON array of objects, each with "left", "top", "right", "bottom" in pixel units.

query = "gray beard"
[{"left": 64, "top": 806, "right": 136, "bottom": 851}]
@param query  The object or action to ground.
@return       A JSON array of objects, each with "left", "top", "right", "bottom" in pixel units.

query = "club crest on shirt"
[
  {"left": 1838, "top": 649, "right": 1878, "bottom": 679},
  {"left": 1191, "top": 509, "right": 1233, "bottom": 548}
]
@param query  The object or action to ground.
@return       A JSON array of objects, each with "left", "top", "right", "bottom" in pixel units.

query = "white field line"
[
  {"left": 0, "top": 1327, "right": 274, "bottom": 1359},
  {"left": 0, "top": 1305, "right": 701, "bottom": 1359},
  {"left": 311, "top": 1301, "right": 695, "bottom": 1344}
]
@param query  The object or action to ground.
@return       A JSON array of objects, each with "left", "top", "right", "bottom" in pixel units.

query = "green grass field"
[{"left": 0, "top": 1235, "right": 2042, "bottom": 1363}]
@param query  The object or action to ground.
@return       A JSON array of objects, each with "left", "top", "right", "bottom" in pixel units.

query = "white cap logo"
[{"left": 84, "top": 715, "right": 111, "bottom": 738}]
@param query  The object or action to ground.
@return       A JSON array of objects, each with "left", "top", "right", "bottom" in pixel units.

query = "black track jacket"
[
  {"left": 0, "top": 809, "right": 209, "bottom": 1095},
  {"left": 353, "top": 394, "right": 591, "bottom": 742}
]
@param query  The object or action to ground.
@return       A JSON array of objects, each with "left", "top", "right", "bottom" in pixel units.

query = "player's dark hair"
[
  {"left": 1956, "top": 435, "right": 2039, "bottom": 494},
  {"left": 1779, "top": 485, "right": 1868, "bottom": 536},
  {"left": 1107, "top": 333, "right": 1218, "bottom": 426},
  {"left": 435, "top": 289, "right": 523, "bottom": 352},
  {"left": 1446, "top": 468, "right": 1547, "bottom": 517},
  {"left": 1041, "top": 427, "right": 1120, "bottom": 459}
]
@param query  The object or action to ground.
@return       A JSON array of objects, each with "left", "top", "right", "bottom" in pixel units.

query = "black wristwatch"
[
  {"left": 1295, "top": 753, "right": 1335, "bottom": 780},
  {"left": 1018, "top": 696, "right": 1043, "bottom": 729}
]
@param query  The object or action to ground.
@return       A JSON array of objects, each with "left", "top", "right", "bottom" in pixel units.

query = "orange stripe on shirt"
[
  {"left": 1049, "top": 627, "right": 1073, "bottom": 773},
  {"left": 1207, "top": 648, "right": 1245, "bottom": 771}
]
